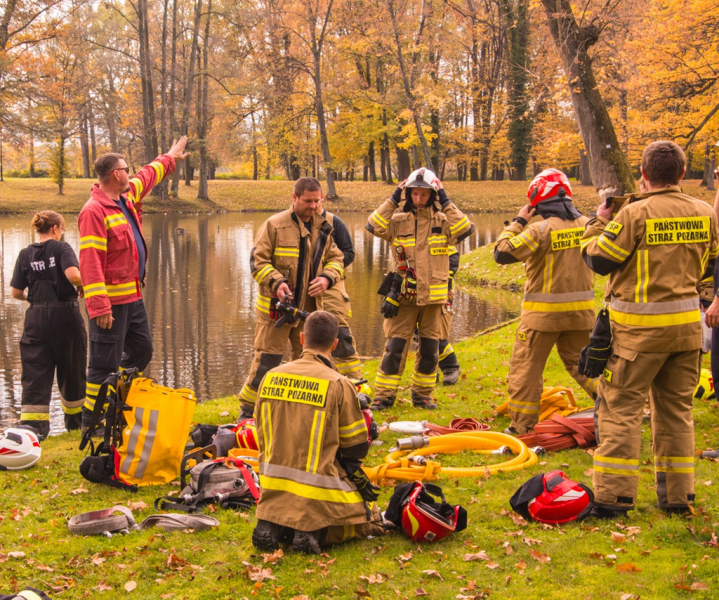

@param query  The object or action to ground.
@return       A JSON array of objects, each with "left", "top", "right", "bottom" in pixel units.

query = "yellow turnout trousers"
[
  {"left": 375, "top": 304, "right": 443, "bottom": 402},
  {"left": 594, "top": 348, "right": 698, "bottom": 511},
  {"left": 507, "top": 326, "right": 597, "bottom": 433}
]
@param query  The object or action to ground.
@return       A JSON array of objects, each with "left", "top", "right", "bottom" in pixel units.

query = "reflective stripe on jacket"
[
  {"left": 366, "top": 197, "right": 474, "bottom": 306},
  {"left": 250, "top": 207, "right": 345, "bottom": 322},
  {"left": 254, "top": 349, "right": 370, "bottom": 530},
  {"left": 78, "top": 155, "right": 175, "bottom": 318},
  {"left": 495, "top": 216, "right": 595, "bottom": 332},
  {"left": 581, "top": 186, "right": 718, "bottom": 352}
]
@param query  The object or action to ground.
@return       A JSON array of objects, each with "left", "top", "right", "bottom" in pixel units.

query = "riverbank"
[
  {"left": 2, "top": 319, "right": 717, "bottom": 599},
  {"left": 0, "top": 177, "right": 715, "bottom": 215}
]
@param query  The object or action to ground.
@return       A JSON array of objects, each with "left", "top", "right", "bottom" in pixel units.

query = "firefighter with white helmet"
[
  {"left": 495, "top": 168, "right": 598, "bottom": 435},
  {"left": 366, "top": 168, "right": 475, "bottom": 410}
]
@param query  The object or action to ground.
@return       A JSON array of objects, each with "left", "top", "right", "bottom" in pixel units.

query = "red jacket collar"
[{"left": 90, "top": 183, "right": 128, "bottom": 209}]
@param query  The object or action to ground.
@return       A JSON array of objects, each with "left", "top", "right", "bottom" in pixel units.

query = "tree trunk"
[
  {"left": 382, "top": 112, "right": 393, "bottom": 184},
  {"left": 411, "top": 146, "right": 420, "bottom": 170},
  {"left": 368, "top": 141, "right": 377, "bottom": 181},
  {"left": 708, "top": 152, "right": 716, "bottom": 192},
  {"left": 137, "top": 0, "right": 159, "bottom": 165},
  {"left": 28, "top": 128, "right": 35, "bottom": 177},
  {"left": 172, "top": 0, "right": 202, "bottom": 194},
  {"left": 160, "top": 0, "right": 170, "bottom": 153},
  {"left": 79, "top": 108, "right": 91, "bottom": 178},
  {"left": 506, "top": 0, "right": 532, "bottom": 181},
  {"left": 197, "top": 0, "right": 211, "bottom": 201},
  {"left": 169, "top": 0, "right": 178, "bottom": 139},
  {"left": 0, "top": 128, "right": 3, "bottom": 182},
  {"left": 580, "top": 148, "right": 592, "bottom": 186},
  {"left": 541, "top": 0, "right": 635, "bottom": 199},
  {"left": 702, "top": 143, "right": 711, "bottom": 186},
  {"left": 396, "top": 145, "right": 411, "bottom": 180},
  {"left": 89, "top": 102, "right": 97, "bottom": 173}
]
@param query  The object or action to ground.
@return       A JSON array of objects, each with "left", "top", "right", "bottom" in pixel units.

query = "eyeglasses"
[{"left": 114, "top": 167, "right": 130, "bottom": 174}]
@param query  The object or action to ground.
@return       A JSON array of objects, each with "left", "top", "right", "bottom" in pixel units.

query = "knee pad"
[
  {"left": 380, "top": 338, "right": 406, "bottom": 374},
  {"left": 417, "top": 337, "right": 439, "bottom": 373},
  {"left": 332, "top": 327, "right": 356, "bottom": 359},
  {"left": 251, "top": 353, "right": 284, "bottom": 388}
]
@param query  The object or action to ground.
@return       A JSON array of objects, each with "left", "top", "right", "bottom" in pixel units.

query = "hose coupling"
[
  {"left": 411, "top": 456, "right": 427, "bottom": 466},
  {"left": 491, "top": 445, "right": 512, "bottom": 456},
  {"left": 530, "top": 446, "right": 546, "bottom": 456},
  {"left": 396, "top": 435, "right": 430, "bottom": 451}
]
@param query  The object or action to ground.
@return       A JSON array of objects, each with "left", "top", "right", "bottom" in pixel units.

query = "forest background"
[{"left": 0, "top": 0, "right": 717, "bottom": 203}]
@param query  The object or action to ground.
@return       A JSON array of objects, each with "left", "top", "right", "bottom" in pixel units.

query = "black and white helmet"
[{"left": 0, "top": 427, "right": 42, "bottom": 471}]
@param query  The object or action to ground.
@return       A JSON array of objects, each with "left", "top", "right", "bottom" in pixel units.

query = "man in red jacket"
[{"left": 79, "top": 137, "right": 189, "bottom": 431}]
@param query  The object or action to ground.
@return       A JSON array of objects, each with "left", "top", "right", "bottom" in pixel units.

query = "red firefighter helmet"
[
  {"left": 392, "top": 482, "right": 467, "bottom": 543},
  {"left": 510, "top": 471, "right": 593, "bottom": 524},
  {"left": 527, "top": 169, "right": 572, "bottom": 206},
  {"left": 234, "top": 419, "right": 258, "bottom": 451}
]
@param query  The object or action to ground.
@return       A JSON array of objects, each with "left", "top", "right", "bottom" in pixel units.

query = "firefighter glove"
[
  {"left": 348, "top": 468, "right": 381, "bottom": 502},
  {"left": 578, "top": 308, "right": 612, "bottom": 378}
]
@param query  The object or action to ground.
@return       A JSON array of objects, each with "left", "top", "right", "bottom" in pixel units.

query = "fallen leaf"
[
  {"left": 522, "top": 537, "right": 542, "bottom": 546},
  {"left": 160, "top": 594, "right": 174, "bottom": 599},
  {"left": 8, "top": 552, "right": 25, "bottom": 558},
  {"left": 128, "top": 500, "right": 149, "bottom": 511},
  {"left": 620, "top": 594, "right": 638, "bottom": 600},
  {"left": 359, "top": 574, "right": 385, "bottom": 585},
  {"left": 95, "top": 582, "right": 113, "bottom": 592},
  {"left": 124, "top": 581, "right": 137, "bottom": 592},
  {"left": 508, "top": 512, "right": 527, "bottom": 526},
  {"left": 503, "top": 542, "right": 513, "bottom": 555},
  {"left": 242, "top": 562, "right": 276, "bottom": 582},
  {"left": 355, "top": 588, "right": 371, "bottom": 598},
  {"left": 528, "top": 549, "right": 551, "bottom": 563},
  {"left": 691, "top": 582, "right": 709, "bottom": 591},
  {"left": 92, "top": 556, "right": 106, "bottom": 566},
  {"left": 422, "top": 569, "right": 444, "bottom": 580},
  {"left": 463, "top": 551, "right": 490, "bottom": 562},
  {"left": 616, "top": 562, "right": 641, "bottom": 573},
  {"left": 415, "top": 589, "right": 430, "bottom": 597},
  {"left": 514, "top": 560, "right": 527, "bottom": 570},
  {"left": 219, "top": 411, "right": 230, "bottom": 417},
  {"left": 704, "top": 481, "right": 713, "bottom": 486},
  {"left": 262, "top": 549, "right": 284, "bottom": 565},
  {"left": 611, "top": 532, "right": 627, "bottom": 544},
  {"left": 69, "top": 488, "right": 89, "bottom": 495},
  {"left": 486, "top": 561, "right": 500, "bottom": 569},
  {"left": 625, "top": 527, "right": 641, "bottom": 536}
]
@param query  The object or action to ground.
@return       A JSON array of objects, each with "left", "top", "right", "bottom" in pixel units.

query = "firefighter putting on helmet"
[
  {"left": 495, "top": 168, "right": 598, "bottom": 435},
  {"left": 366, "top": 169, "right": 475, "bottom": 411},
  {"left": 238, "top": 178, "right": 346, "bottom": 420},
  {"left": 251, "top": 311, "right": 384, "bottom": 554}
]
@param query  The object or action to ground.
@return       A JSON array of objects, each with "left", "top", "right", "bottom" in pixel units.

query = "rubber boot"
[
  {"left": 371, "top": 397, "right": 395, "bottom": 412},
  {"left": 411, "top": 393, "right": 437, "bottom": 410},
  {"left": 252, "top": 520, "right": 293, "bottom": 551},
  {"left": 64, "top": 413, "right": 82, "bottom": 432},
  {"left": 292, "top": 528, "right": 327, "bottom": 555},
  {"left": 442, "top": 367, "right": 461, "bottom": 386}
]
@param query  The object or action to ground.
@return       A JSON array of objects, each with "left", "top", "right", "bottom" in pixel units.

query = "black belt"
[{"left": 29, "top": 300, "right": 79, "bottom": 307}]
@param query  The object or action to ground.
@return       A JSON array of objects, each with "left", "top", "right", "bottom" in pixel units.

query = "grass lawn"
[
  {"left": 0, "top": 177, "right": 715, "bottom": 215},
  {"left": 2, "top": 316, "right": 718, "bottom": 599}
]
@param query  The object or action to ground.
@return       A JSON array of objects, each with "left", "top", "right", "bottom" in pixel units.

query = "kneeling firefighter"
[
  {"left": 367, "top": 169, "right": 475, "bottom": 410},
  {"left": 238, "top": 177, "right": 346, "bottom": 419},
  {"left": 252, "top": 311, "right": 383, "bottom": 554},
  {"left": 494, "top": 169, "right": 597, "bottom": 435}
]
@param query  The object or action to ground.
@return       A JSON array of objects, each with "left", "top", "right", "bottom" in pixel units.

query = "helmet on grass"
[{"left": 0, "top": 427, "right": 41, "bottom": 471}]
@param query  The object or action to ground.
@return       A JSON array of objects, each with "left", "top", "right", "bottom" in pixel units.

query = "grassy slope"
[
  {"left": 2, "top": 321, "right": 718, "bottom": 599},
  {"left": 0, "top": 178, "right": 716, "bottom": 215}
]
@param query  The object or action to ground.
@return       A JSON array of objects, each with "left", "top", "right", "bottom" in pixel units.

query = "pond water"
[{"left": 0, "top": 210, "right": 520, "bottom": 434}]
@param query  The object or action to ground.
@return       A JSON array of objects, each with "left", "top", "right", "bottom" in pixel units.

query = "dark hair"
[
  {"left": 303, "top": 311, "right": 338, "bottom": 350},
  {"left": 293, "top": 177, "right": 323, "bottom": 197},
  {"left": 641, "top": 141, "right": 686, "bottom": 186},
  {"left": 94, "top": 153, "right": 125, "bottom": 182},
  {"left": 31, "top": 211, "right": 64, "bottom": 234}
]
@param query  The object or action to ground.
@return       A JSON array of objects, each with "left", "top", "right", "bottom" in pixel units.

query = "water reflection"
[{"left": 0, "top": 211, "right": 519, "bottom": 433}]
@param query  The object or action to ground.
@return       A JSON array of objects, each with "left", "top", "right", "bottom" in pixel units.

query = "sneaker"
[
  {"left": 588, "top": 505, "right": 629, "bottom": 520},
  {"left": 370, "top": 398, "right": 395, "bottom": 412},
  {"left": 292, "top": 529, "right": 326, "bottom": 555},
  {"left": 252, "top": 520, "right": 293, "bottom": 551},
  {"left": 412, "top": 396, "right": 438, "bottom": 410},
  {"left": 442, "top": 367, "right": 461, "bottom": 386}
]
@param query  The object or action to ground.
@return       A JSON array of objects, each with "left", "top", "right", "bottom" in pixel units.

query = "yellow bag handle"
[{"left": 496, "top": 386, "right": 580, "bottom": 423}]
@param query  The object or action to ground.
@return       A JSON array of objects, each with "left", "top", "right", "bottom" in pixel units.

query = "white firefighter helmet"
[
  {"left": 406, "top": 168, "right": 439, "bottom": 191},
  {"left": 0, "top": 427, "right": 42, "bottom": 470}
]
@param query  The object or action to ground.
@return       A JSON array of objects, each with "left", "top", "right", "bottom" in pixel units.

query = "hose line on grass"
[{"left": 363, "top": 431, "right": 538, "bottom": 484}]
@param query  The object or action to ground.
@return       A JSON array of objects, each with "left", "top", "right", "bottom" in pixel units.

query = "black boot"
[
  {"left": 370, "top": 397, "right": 395, "bottom": 412},
  {"left": 589, "top": 504, "right": 629, "bottom": 520},
  {"left": 252, "top": 520, "right": 293, "bottom": 551},
  {"left": 292, "top": 528, "right": 327, "bottom": 555},
  {"left": 442, "top": 367, "right": 461, "bottom": 386},
  {"left": 411, "top": 394, "right": 437, "bottom": 410},
  {"left": 239, "top": 404, "right": 254, "bottom": 421}
]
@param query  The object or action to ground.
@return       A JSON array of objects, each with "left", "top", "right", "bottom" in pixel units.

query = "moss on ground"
[
  {"left": 2, "top": 319, "right": 718, "bottom": 599},
  {"left": 0, "top": 178, "right": 716, "bottom": 215}
]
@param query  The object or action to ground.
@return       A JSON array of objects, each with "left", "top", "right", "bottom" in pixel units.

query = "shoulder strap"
[{"left": 79, "top": 374, "right": 117, "bottom": 451}]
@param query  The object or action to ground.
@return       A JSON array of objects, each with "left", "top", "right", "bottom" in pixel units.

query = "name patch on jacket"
[
  {"left": 550, "top": 228, "right": 583, "bottom": 251},
  {"left": 645, "top": 217, "right": 710, "bottom": 245},
  {"left": 260, "top": 374, "right": 329, "bottom": 407}
]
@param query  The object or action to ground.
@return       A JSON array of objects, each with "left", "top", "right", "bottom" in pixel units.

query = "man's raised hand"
[{"left": 168, "top": 136, "right": 191, "bottom": 161}]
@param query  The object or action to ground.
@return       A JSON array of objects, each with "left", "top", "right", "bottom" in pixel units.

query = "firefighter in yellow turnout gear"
[
  {"left": 238, "top": 178, "right": 346, "bottom": 420},
  {"left": 316, "top": 197, "right": 363, "bottom": 379},
  {"left": 367, "top": 169, "right": 475, "bottom": 410},
  {"left": 495, "top": 169, "right": 597, "bottom": 435},
  {"left": 581, "top": 142, "right": 718, "bottom": 517},
  {"left": 252, "top": 311, "right": 383, "bottom": 554}
]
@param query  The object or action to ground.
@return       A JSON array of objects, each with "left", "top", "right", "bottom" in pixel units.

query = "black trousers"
[
  {"left": 20, "top": 301, "right": 87, "bottom": 437},
  {"left": 83, "top": 299, "right": 153, "bottom": 423}
]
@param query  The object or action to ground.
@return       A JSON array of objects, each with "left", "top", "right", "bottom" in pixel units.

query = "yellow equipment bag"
[
  {"left": 496, "top": 386, "right": 582, "bottom": 423},
  {"left": 118, "top": 378, "right": 197, "bottom": 486}
]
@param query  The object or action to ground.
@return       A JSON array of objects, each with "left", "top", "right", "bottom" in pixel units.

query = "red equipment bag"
[
  {"left": 510, "top": 470, "right": 594, "bottom": 524},
  {"left": 385, "top": 482, "right": 467, "bottom": 543}
]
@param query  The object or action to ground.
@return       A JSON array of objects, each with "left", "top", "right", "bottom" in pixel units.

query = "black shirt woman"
[{"left": 10, "top": 211, "right": 87, "bottom": 439}]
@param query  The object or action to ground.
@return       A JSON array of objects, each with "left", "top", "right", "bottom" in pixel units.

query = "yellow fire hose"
[{"left": 363, "top": 431, "right": 538, "bottom": 484}]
